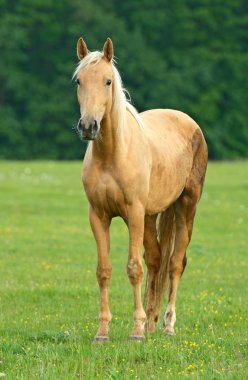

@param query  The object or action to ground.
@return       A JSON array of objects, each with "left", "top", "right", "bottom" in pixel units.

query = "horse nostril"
[
  {"left": 78, "top": 120, "right": 83, "bottom": 130},
  {"left": 93, "top": 120, "right": 98, "bottom": 131}
]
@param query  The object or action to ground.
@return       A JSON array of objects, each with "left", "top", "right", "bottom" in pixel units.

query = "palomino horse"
[{"left": 73, "top": 38, "right": 208, "bottom": 341}]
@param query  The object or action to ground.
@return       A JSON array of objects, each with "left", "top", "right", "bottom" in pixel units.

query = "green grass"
[{"left": 0, "top": 161, "right": 247, "bottom": 380}]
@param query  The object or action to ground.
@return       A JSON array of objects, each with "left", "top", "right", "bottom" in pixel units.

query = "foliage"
[
  {"left": 0, "top": 161, "right": 248, "bottom": 378},
  {"left": 0, "top": 0, "right": 248, "bottom": 159}
]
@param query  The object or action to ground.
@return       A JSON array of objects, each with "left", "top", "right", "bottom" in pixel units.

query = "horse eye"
[
  {"left": 106, "top": 79, "right": 112, "bottom": 86},
  {"left": 76, "top": 78, "right": 80, "bottom": 85}
]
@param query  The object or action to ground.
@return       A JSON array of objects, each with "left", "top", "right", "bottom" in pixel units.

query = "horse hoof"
[
  {"left": 164, "top": 328, "right": 175, "bottom": 336},
  {"left": 129, "top": 335, "right": 145, "bottom": 341},
  {"left": 93, "top": 335, "right": 109, "bottom": 343}
]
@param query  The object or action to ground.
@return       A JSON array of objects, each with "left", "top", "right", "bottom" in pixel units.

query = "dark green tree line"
[{"left": 0, "top": 0, "right": 248, "bottom": 159}]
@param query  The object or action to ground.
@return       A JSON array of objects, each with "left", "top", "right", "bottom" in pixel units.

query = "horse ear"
[
  {"left": 103, "top": 38, "right": 114, "bottom": 62},
  {"left": 77, "top": 37, "right": 88, "bottom": 60}
]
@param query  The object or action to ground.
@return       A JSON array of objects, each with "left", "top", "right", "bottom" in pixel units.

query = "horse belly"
[
  {"left": 145, "top": 147, "right": 192, "bottom": 215},
  {"left": 146, "top": 174, "right": 186, "bottom": 214}
]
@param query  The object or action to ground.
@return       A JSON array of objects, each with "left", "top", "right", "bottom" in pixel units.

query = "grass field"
[{"left": 0, "top": 161, "right": 247, "bottom": 380}]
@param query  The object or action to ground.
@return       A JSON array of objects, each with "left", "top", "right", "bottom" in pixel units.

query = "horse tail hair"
[
  {"left": 156, "top": 205, "right": 176, "bottom": 309},
  {"left": 144, "top": 205, "right": 176, "bottom": 314}
]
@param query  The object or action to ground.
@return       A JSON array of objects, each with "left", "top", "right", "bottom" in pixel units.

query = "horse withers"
[{"left": 73, "top": 37, "right": 208, "bottom": 341}]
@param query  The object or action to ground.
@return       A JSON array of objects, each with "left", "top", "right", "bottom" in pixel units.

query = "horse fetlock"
[
  {"left": 96, "top": 320, "right": 110, "bottom": 338},
  {"left": 131, "top": 321, "right": 146, "bottom": 338},
  {"left": 99, "top": 312, "right": 112, "bottom": 323},
  {"left": 163, "top": 305, "right": 176, "bottom": 335},
  {"left": 164, "top": 325, "right": 175, "bottom": 336},
  {"left": 146, "top": 305, "right": 159, "bottom": 332},
  {"left": 133, "top": 309, "right": 146, "bottom": 322}
]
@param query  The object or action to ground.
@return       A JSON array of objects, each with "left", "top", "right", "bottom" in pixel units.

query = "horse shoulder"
[{"left": 82, "top": 151, "right": 147, "bottom": 218}]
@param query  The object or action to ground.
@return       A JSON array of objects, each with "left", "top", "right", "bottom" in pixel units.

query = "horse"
[{"left": 73, "top": 37, "right": 208, "bottom": 342}]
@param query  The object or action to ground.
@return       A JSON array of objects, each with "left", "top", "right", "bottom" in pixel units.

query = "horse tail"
[
  {"left": 144, "top": 205, "right": 176, "bottom": 314},
  {"left": 155, "top": 205, "right": 176, "bottom": 310}
]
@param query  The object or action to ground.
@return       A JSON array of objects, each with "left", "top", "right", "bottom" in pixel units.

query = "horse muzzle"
[{"left": 77, "top": 119, "right": 99, "bottom": 140}]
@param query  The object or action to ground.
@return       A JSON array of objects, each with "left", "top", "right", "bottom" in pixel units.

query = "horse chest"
[{"left": 83, "top": 169, "right": 128, "bottom": 218}]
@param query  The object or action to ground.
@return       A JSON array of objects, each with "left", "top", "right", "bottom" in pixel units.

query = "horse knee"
[
  {"left": 96, "top": 265, "right": 112, "bottom": 286},
  {"left": 127, "top": 258, "right": 143, "bottom": 285}
]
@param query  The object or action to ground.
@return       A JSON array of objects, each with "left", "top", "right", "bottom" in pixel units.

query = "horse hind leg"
[
  {"left": 163, "top": 191, "right": 196, "bottom": 335},
  {"left": 164, "top": 183, "right": 206, "bottom": 335},
  {"left": 164, "top": 129, "right": 207, "bottom": 335},
  {"left": 143, "top": 215, "right": 161, "bottom": 333}
]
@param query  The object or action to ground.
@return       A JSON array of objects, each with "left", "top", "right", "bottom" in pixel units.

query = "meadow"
[{"left": 0, "top": 161, "right": 247, "bottom": 379}]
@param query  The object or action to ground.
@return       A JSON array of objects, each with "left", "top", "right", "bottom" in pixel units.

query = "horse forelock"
[
  {"left": 73, "top": 51, "right": 143, "bottom": 130},
  {"left": 72, "top": 51, "right": 104, "bottom": 79}
]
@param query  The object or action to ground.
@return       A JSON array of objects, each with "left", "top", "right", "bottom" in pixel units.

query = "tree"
[{"left": 0, "top": 0, "right": 247, "bottom": 159}]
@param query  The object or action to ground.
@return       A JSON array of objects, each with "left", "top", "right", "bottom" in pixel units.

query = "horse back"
[{"left": 140, "top": 109, "right": 199, "bottom": 138}]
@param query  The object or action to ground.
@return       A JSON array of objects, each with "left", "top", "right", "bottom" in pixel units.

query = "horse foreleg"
[
  {"left": 127, "top": 204, "right": 146, "bottom": 340},
  {"left": 89, "top": 206, "right": 111, "bottom": 342},
  {"left": 143, "top": 215, "right": 161, "bottom": 333},
  {"left": 164, "top": 190, "right": 198, "bottom": 335}
]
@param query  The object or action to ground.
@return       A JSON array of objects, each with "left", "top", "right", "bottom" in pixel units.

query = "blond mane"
[{"left": 73, "top": 51, "right": 142, "bottom": 131}]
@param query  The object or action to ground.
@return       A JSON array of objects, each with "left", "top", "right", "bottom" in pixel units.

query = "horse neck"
[{"left": 92, "top": 109, "right": 126, "bottom": 161}]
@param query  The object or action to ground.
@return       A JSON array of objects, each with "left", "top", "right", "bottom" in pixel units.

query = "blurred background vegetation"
[{"left": 0, "top": 0, "right": 247, "bottom": 160}]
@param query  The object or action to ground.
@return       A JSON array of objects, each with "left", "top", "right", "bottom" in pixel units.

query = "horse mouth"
[
  {"left": 83, "top": 136, "right": 96, "bottom": 141},
  {"left": 82, "top": 133, "right": 98, "bottom": 141},
  {"left": 75, "top": 129, "right": 97, "bottom": 141}
]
